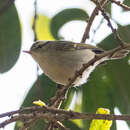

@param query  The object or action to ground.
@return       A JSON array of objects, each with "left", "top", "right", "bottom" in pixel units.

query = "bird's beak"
[{"left": 23, "top": 50, "right": 31, "bottom": 54}]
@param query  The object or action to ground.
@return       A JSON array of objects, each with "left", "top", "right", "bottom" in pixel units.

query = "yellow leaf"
[
  {"left": 33, "top": 99, "right": 46, "bottom": 107},
  {"left": 32, "top": 14, "right": 55, "bottom": 40},
  {"left": 89, "top": 108, "right": 112, "bottom": 130}
]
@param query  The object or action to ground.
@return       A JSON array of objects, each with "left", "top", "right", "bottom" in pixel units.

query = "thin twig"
[
  {"left": 91, "top": 17, "right": 104, "bottom": 43},
  {"left": 32, "top": 0, "right": 38, "bottom": 41},
  {"left": 56, "top": 121, "right": 70, "bottom": 130},
  {"left": 95, "top": 0, "right": 124, "bottom": 47},
  {"left": 32, "top": 0, "right": 40, "bottom": 84},
  {"left": 46, "top": 121, "right": 69, "bottom": 130},
  {"left": 45, "top": 122, "right": 53, "bottom": 130},
  {"left": 110, "top": 0, "right": 130, "bottom": 11},
  {"left": 81, "top": 0, "right": 108, "bottom": 43},
  {"left": 0, "top": 110, "right": 20, "bottom": 118}
]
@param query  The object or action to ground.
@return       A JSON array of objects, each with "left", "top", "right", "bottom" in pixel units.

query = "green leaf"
[
  {"left": 72, "top": 90, "right": 84, "bottom": 128},
  {"left": 50, "top": 8, "right": 89, "bottom": 40},
  {"left": 99, "top": 25, "right": 130, "bottom": 127},
  {"left": 81, "top": 25, "right": 130, "bottom": 130},
  {"left": 32, "top": 14, "right": 55, "bottom": 40},
  {"left": 22, "top": 74, "right": 75, "bottom": 108},
  {"left": 81, "top": 65, "right": 116, "bottom": 130},
  {"left": 61, "top": 87, "right": 75, "bottom": 110},
  {"left": 15, "top": 120, "right": 46, "bottom": 130},
  {"left": 105, "top": 2, "right": 112, "bottom": 16},
  {"left": 118, "top": 25, "right": 130, "bottom": 43},
  {"left": 123, "top": 0, "right": 130, "bottom": 7},
  {"left": 0, "top": 3, "right": 21, "bottom": 73},
  {"left": 63, "top": 120, "right": 82, "bottom": 130},
  {"left": 15, "top": 74, "right": 57, "bottom": 130},
  {"left": 22, "top": 74, "right": 57, "bottom": 107},
  {"left": 99, "top": 25, "right": 130, "bottom": 50}
]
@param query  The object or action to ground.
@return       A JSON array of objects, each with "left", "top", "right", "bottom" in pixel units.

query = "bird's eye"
[{"left": 37, "top": 45, "right": 42, "bottom": 49}]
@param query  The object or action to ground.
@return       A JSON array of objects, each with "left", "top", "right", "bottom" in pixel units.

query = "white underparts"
[{"left": 73, "top": 57, "right": 108, "bottom": 86}]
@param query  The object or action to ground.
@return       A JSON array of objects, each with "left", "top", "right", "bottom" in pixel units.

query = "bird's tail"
[{"left": 109, "top": 48, "right": 130, "bottom": 59}]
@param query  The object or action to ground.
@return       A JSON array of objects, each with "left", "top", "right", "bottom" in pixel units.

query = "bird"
[{"left": 23, "top": 40, "right": 130, "bottom": 86}]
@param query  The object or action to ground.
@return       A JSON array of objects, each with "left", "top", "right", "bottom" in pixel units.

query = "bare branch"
[
  {"left": 110, "top": 0, "right": 130, "bottom": 11},
  {"left": 1, "top": 105, "right": 130, "bottom": 128},
  {"left": 94, "top": 0, "right": 125, "bottom": 47},
  {"left": 81, "top": 0, "right": 108, "bottom": 43},
  {"left": 91, "top": 17, "right": 104, "bottom": 43},
  {"left": 32, "top": 0, "right": 38, "bottom": 41}
]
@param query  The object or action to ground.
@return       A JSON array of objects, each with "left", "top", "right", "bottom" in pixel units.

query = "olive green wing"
[{"left": 54, "top": 41, "right": 104, "bottom": 54}]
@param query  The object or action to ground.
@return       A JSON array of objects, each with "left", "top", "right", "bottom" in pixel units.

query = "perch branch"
[{"left": 1, "top": 106, "right": 130, "bottom": 128}]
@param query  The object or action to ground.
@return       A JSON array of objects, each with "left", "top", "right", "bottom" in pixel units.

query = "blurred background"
[{"left": 0, "top": 0, "right": 130, "bottom": 129}]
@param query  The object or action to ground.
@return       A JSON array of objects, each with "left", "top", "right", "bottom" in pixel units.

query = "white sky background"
[{"left": 0, "top": 0, "right": 130, "bottom": 129}]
